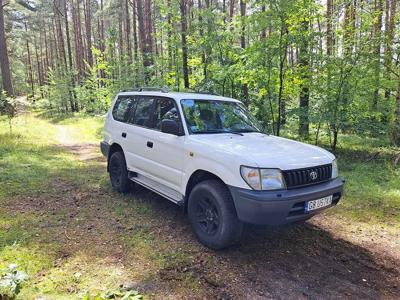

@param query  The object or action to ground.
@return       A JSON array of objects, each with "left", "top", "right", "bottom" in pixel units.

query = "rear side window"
[
  {"left": 112, "top": 97, "right": 135, "bottom": 122},
  {"left": 153, "top": 98, "right": 180, "bottom": 130},
  {"left": 132, "top": 97, "right": 155, "bottom": 127}
]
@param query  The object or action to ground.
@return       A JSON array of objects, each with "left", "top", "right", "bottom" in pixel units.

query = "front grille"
[{"left": 282, "top": 164, "right": 332, "bottom": 189}]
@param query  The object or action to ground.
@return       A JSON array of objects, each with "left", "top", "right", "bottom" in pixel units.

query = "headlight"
[
  {"left": 240, "top": 166, "right": 286, "bottom": 190},
  {"left": 332, "top": 159, "right": 338, "bottom": 178}
]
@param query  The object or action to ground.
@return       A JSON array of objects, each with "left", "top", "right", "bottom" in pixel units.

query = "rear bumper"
[
  {"left": 228, "top": 177, "right": 345, "bottom": 225},
  {"left": 100, "top": 141, "right": 110, "bottom": 157}
]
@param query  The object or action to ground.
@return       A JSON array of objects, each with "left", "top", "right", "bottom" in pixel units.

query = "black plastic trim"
[
  {"left": 228, "top": 177, "right": 345, "bottom": 225},
  {"left": 100, "top": 141, "right": 110, "bottom": 157}
]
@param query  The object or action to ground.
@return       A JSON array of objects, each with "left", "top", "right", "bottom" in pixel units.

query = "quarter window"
[{"left": 112, "top": 97, "right": 135, "bottom": 122}]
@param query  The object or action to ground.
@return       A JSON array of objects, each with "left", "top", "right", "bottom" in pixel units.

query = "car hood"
[{"left": 189, "top": 133, "right": 335, "bottom": 170}]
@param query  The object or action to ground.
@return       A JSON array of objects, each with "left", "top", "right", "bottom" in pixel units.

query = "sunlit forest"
[
  {"left": 0, "top": 1, "right": 400, "bottom": 299},
  {"left": 0, "top": 0, "right": 399, "bottom": 149}
]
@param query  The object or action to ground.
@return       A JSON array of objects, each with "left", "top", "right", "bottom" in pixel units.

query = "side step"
[{"left": 128, "top": 171, "right": 184, "bottom": 206}]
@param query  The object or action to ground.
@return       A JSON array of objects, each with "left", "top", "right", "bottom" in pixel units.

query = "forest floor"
[{"left": 0, "top": 105, "right": 399, "bottom": 299}]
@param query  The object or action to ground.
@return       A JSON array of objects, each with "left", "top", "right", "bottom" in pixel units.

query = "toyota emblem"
[{"left": 310, "top": 171, "right": 318, "bottom": 180}]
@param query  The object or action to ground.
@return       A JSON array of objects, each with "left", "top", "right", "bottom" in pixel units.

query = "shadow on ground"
[{"left": 130, "top": 185, "right": 400, "bottom": 299}]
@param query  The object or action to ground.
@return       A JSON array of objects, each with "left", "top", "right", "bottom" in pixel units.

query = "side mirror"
[{"left": 161, "top": 119, "right": 183, "bottom": 136}]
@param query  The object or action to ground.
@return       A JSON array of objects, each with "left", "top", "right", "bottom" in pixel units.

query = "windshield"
[{"left": 180, "top": 99, "right": 262, "bottom": 134}]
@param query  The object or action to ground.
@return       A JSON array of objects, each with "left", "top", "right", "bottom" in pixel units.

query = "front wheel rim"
[{"left": 195, "top": 197, "right": 220, "bottom": 235}]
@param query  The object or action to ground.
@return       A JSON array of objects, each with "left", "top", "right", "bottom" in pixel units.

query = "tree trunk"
[
  {"left": 24, "top": 22, "right": 35, "bottom": 98},
  {"left": 166, "top": 0, "right": 173, "bottom": 69},
  {"left": 72, "top": 0, "right": 84, "bottom": 79},
  {"left": 326, "top": 0, "right": 334, "bottom": 56},
  {"left": 34, "top": 35, "right": 43, "bottom": 87},
  {"left": 83, "top": 0, "right": 93, "bottom": 67},
  {"left": 137, "top": 0, "right": 154, "bottom": 82},
  {"left": 63, "top": 0, "right": 78, "bottom": 112},
  {"left": 54, "top": 1, "right": 67, "bottom": 67},
  {"left": 0, "top": 0, "right": 14, "bottom": 96},
  {"left": 395, "top": 79, "right": 400, "bottom": 145},
  {"left": 260, "top": 4, "right": 266, "bottom": 39},
  {"left": 43, "top": 25, "right": 50, "bottom": 76},
  {"left": 229, "top": 0, "right": 234, "bottom": 21},
  {"left": 100, "top": 0, "right": 105, "bottom": 52},
  {"left": 343, "top": 0, "right": 356, "bottom": 57},
  {"left": 198, "top": 0, "right": 207, "bottom": 80},
  {"left": 373, "top": 0, "right": 383, "bottom": 108},
  {"left": 299, "top": 18, "right": 310, "bottom": 138},
  {"left": 132, "top": 0, "right": 138, "bottom": 61},
  {"left": 180, "top": 0, "right": 189, "bottom": 89},
  {"left": 125, "top": 0, "right": 132, "bottom": 62},
  {"left": 239, "top": 0, "right": 248, "bottom": 105},
  {"left": 384, "top": 0, "right": 396, "bottom": 100},
  {"left": 277, "top": 21, "right": 288, "bottom": 136},
  {"left": 119, "top": 0, "right": 124, "bottom": 59}
]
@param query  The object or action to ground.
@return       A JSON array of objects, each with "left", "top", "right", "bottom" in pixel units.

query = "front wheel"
[
  {"left": 109, "top": 151, "right": 131, "bottom": 193},
  {"left": 188, "top": 180, "right": 243, "bottom": 250}
]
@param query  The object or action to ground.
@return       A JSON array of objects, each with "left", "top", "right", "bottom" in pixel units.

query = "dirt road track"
[{"left": 4, "top": 124, "right": 400, "bottom": 299}]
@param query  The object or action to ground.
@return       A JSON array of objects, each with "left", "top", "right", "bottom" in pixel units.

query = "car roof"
[{"left": 116, "top": 91, "right": 241, "bottom": 103}]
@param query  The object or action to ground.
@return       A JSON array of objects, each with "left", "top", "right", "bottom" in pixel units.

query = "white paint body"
[{"left": 103, "top": 92, "right": 336, "bottom": 200}]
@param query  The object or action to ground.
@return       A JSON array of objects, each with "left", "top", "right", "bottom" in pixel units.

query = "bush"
[
  {"left": 0, "top": 264, "right": 28, "bottom": 299},
  {"left": 0, "top": 91, "right": 16, "bottom": 134}
]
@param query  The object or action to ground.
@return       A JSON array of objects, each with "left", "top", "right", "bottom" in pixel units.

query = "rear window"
[{"left": 112, "top": 97, "right": 135, "bottom": 122}]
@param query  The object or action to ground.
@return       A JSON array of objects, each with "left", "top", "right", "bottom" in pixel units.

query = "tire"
[
  {"left": 108, "top": 151, "right": 131, "bottom": 193},
  {"left": 188, "top": 180, "right": 243, "bottom": 250}
]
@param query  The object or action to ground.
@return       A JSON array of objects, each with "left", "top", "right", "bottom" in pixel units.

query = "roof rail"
[
  {"left": 182, "top": 89, "right": 220, "bottom": 96},
  {"left": 121, "top": 87, "right": 169, "bottom": 93},
  {"left": 196, "top": 90, "right": 220, "bottom": 96}
]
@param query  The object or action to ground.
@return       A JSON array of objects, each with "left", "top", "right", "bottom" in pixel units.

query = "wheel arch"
[
  {"left": 184, "top": 169, "right": 227, "bottom": 212},
  {"left": 107, "top": 143, "right": 124, "bottom": 172}
]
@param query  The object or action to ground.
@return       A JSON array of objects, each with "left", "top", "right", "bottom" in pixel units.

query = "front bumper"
[
  {"left": 100, "top": 141, "right": 110, "bottom": 157},
  {"left": 228, "top": 177, "right": 345, "bottom": 225}
]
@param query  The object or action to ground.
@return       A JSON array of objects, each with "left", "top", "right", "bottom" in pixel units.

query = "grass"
[
  {"left": 332, "top": 135, "right": 400, "bottom": 225},
  {"left": 0, "top": 112, "right": 125, "bottom": 299},
  {"left": 0, "top": 110, "right": 399, "bottom": 298}
]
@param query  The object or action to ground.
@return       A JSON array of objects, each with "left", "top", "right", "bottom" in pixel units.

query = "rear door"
[
  {"left": 123, "top": 96, "right": 156, "bottom": 172},
  {"left": 109, "top": 95, "right": 136, "bottom": 156}
]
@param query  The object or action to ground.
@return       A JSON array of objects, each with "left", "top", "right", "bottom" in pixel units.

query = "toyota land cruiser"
[{"left": 101, "top": 88, "right": 345, "bottom": 249}]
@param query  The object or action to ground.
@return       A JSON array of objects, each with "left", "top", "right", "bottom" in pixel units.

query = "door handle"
[
  {"left": 146, "top": 141, "right": 153, "bottom": 148},
  {"left": 122, "top": 132, "right": 127, "bottom": 138}
]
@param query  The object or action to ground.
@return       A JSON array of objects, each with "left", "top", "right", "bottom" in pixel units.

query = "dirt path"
[{"left": 4, "top": 124, "right": 400, "bottom": 299}]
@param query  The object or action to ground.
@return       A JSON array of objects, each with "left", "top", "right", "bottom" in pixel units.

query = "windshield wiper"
[
  {"left": 230, "top": 129, "right": 265, "bottom": 134},
  {"left": 193, "top": 130, "right": 243, "bottom": 136}
]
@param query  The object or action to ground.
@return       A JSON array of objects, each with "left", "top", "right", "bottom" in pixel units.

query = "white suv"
[{"left": 101, "top": 88, "right": 344, "bottom": 249}]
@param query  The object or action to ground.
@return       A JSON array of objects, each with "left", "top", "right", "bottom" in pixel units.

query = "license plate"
[{"left": 306, "top": 195, "right": 333, "bottom": 212}]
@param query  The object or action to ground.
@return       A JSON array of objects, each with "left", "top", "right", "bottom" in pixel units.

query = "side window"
[
  {"left": 153, "top": 98, "right": 180, "bottom": 130},
  {"left": 132, "top": 97, "right": 155, "bottom": 127},
  {"left": 112, "top": 97, "right": 136, "bottom": 122}
]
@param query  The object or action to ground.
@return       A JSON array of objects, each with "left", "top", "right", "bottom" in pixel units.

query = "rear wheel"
[
  {"left": 109, "top": 151, "right": 131, "bottom": 193},
  {"left": 188, "top": 180, "right": 243, "bottom": 249}
]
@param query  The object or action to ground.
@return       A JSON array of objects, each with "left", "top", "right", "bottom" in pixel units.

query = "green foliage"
[
  {"left": 83, "top": 288, "right": 143, "bottom": 300},
  {"left": 46, "top": 69, "right": 75, "bottom": 113},
  {"left": 0, "top": 264, "right": 29, "bottom": 299},
  {"left": 0, "top": 91, "right": 16, "bottom": 133},
  {"left": 75, "top": 49, "right": 113, "bottom": 114},
  {"left": 2, "top": 0, "right": 400, "bottom": 148}
]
